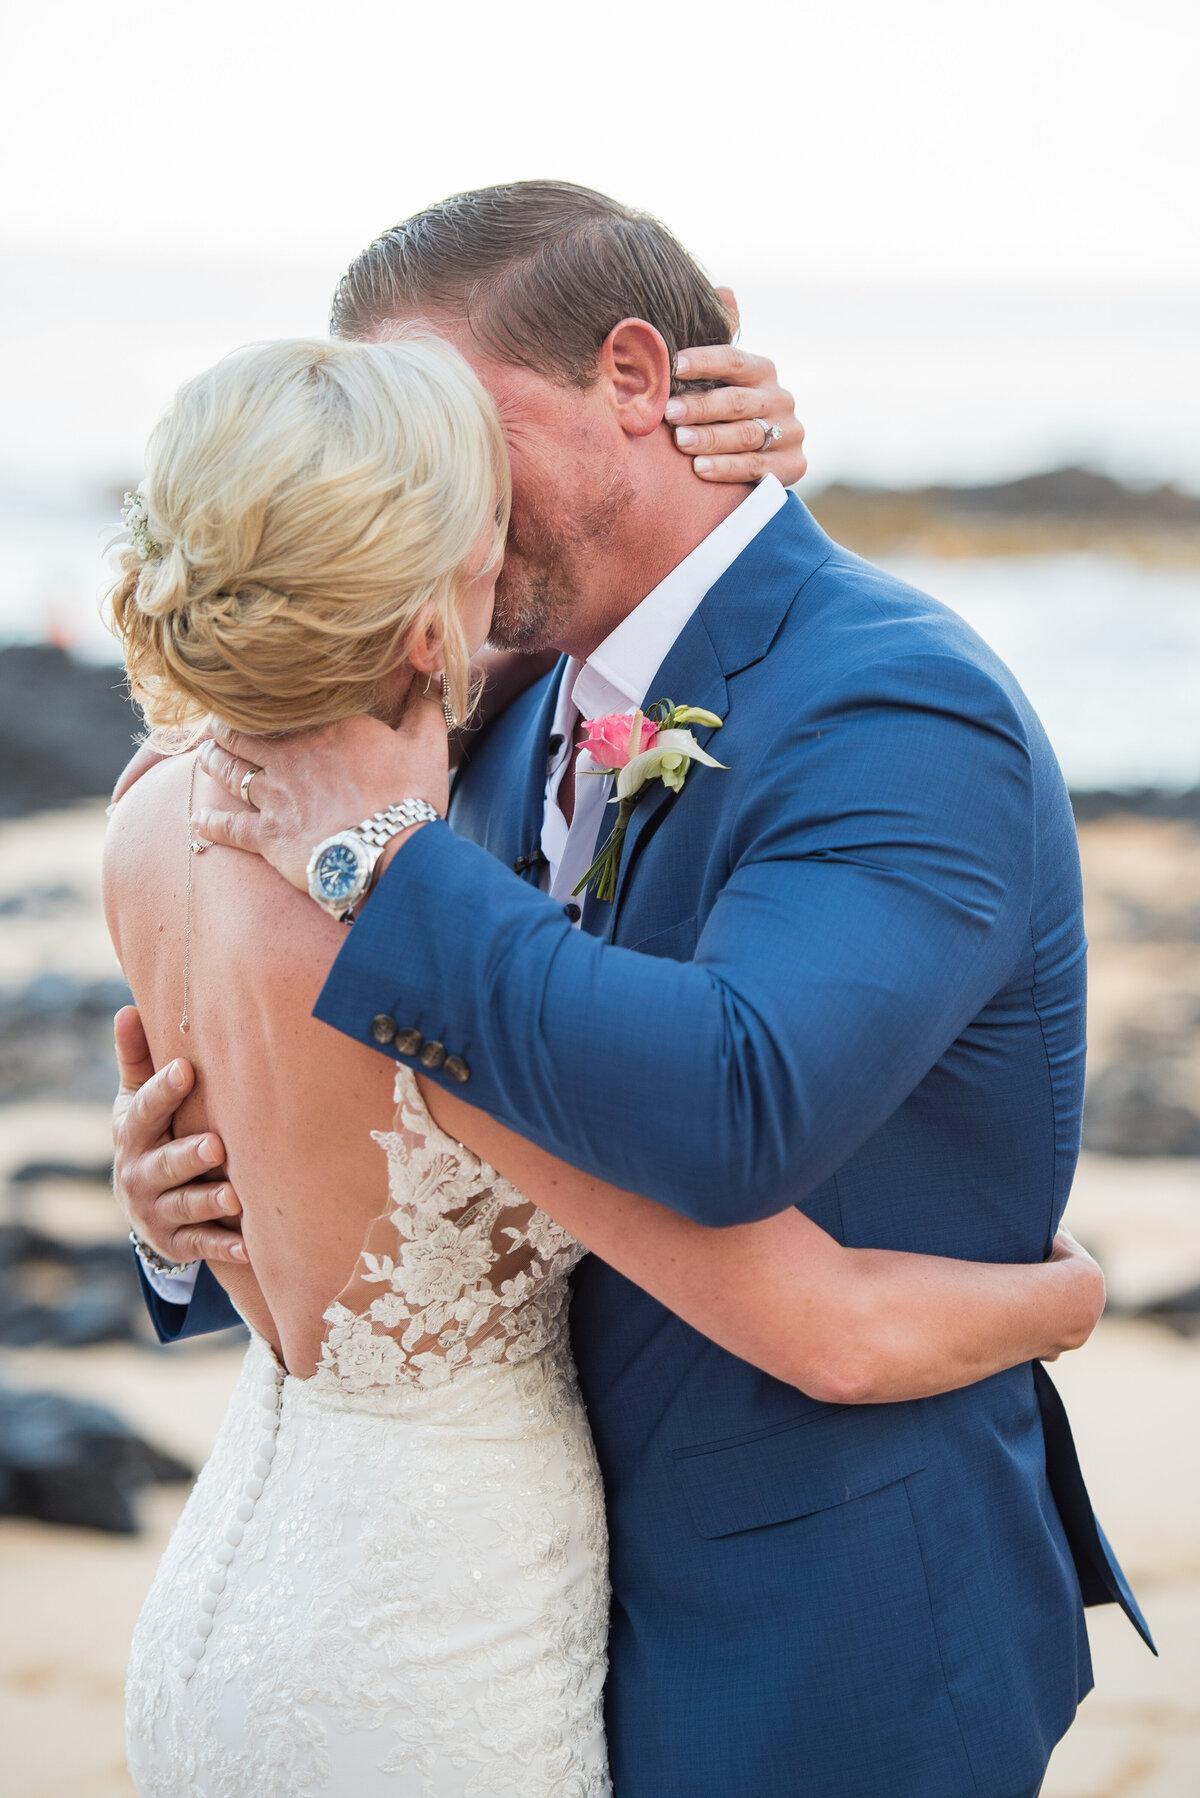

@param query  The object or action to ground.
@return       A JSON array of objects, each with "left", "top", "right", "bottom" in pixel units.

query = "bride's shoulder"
[
  {"left": 102, "top": 751, "right": 197, "bottom": 953},
  {"left": 107, "top": 743, "right": 188, "bottom": 824},
  {"left": 104, "top": 749, "right": 346, "bottom": 999},
  {"left": 103, "top": 750, "right": 190, "bottom": 889}
]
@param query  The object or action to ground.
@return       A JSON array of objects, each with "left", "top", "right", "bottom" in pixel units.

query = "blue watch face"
[{"left": 316, "top": 841, "right": 363, "bottom": 902}]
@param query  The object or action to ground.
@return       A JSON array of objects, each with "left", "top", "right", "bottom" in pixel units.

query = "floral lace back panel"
[
  {"left": 318, "top": 1064, "right": 586, "bottom": 1395},
  {"left": 126, "top": 1061, "right": 611, "bottom": 1797}
]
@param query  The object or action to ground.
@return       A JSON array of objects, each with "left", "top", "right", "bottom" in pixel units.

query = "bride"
[{"left": 104, "top": 334, "right": 1103, "bottom": 1797}]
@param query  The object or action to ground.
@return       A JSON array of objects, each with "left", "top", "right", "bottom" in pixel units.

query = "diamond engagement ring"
[
  {"left": 240, "top": 767, "right": 259, "bottom": 805},
  {"left": 753, "top": 418, "right": 784, "bottom": 451}
]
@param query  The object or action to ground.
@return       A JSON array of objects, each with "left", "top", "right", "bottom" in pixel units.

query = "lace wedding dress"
[{"left": 126, "top": 1066, "right": 611, "bottom": 1797}]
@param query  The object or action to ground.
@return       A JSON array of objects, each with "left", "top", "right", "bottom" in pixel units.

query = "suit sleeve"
[
  {"left": 136, "top": 1257, "right": 243, "bottom": 1344},
  {"left": 315, "top": 651, "right": 1035, "bottom": 1225}
]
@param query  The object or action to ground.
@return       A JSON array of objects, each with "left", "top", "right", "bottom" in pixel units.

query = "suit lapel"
[
  {"left": 452, "top": 656, "right": 565, "bottom": 883},
  {"left": 508, "top": 656, "right": 566, "bottom": 884},
  {"left": 596, "top": 494, "right": 835, "bottom": 939}
]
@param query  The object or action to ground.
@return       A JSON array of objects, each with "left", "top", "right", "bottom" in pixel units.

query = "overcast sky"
[
  {"left": 2, "top": 0, "right": 1196, "bottom": 742},
  {"left": 4, "top": 0, "right": 1196, "bottom": 291},
  {"left": 1, "top": 0, "right": 1196, "bottom": 508}
]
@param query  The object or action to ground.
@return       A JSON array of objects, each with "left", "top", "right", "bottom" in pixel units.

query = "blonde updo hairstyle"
[{"left": 109, "top": 335, "right": 509, "bottom": 737}]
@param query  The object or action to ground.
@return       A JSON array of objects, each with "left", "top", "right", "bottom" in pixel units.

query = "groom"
[{"left": 120, "top": 182, "right": 1150, "bottom": 1797}]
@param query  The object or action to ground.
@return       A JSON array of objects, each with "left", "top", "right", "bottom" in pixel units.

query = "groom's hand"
[
  {"left": 194, "top": 690, "right": 450, "bottom": 892},
  {"left": 113, "top": 1006, "right": 246, "bottom": 1265}
]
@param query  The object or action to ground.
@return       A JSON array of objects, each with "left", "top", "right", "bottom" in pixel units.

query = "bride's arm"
[{"left": 422, "top": 1084, "right": 1104, "bottom": 1405}]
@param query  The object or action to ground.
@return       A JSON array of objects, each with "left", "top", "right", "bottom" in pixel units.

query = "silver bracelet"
[{"left": 129, "top": 1230, "right": 198, "bottom": 1277}]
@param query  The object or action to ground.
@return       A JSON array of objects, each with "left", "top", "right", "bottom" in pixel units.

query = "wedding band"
[
  {"left": 754, "top": 418, "right": 784, "bottom": 451},
  {"left": 240, "top": 767, "right": 259, "bottom": 806}
]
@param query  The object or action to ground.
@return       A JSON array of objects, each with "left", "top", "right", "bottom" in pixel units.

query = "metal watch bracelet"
[
  {"left": 129, "top": 1230, "right": 198, "bottom": 1277},
  {"left": 340, "top": 799, "right": 441, "bottom": 922},
  {"left": 356, "top": 799, "right": 442, "bottom": 847}
]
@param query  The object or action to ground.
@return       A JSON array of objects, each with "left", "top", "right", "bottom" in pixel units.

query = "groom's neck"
[{"left": 557, "top": 466, "right": 753, "bottom": 662}]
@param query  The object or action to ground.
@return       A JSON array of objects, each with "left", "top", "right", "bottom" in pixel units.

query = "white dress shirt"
[
  {"left": 142, "top": 1256, "right": 207, "bottom": 1304},
  {"left": 541, "top": 473, "right": 786, "bottom": 914},
  {"left": 143, "top": 475, "right": 787, "bottom": 1302}
]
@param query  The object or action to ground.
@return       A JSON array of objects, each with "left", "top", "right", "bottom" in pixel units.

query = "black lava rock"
[
  {"left": 0, "top": 1384, "right": 191, "bottom": 1533},
  {"left": 1083, "top": 1065, "right": 1200, "bottom": 1156},
  {"left": 1083, "top": 1001, "right": 1200, "bottom": 1157},
  {"left": 0, "top": 972, "right": 133, "bottom": 1104},
  {"left": 0, "top": 1224, "right": 144, "bottom": 1348},
  {"left": 0, "top": 644, "right": 143, "bottom": 818}
]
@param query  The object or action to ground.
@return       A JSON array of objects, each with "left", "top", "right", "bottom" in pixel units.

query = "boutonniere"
[{"left": 572, "top": 698, "right": 727, "bottom": 903}]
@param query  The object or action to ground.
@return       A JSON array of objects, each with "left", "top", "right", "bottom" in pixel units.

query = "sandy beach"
[
  {"left": 1, "top": 800, "right": 1198, "bottom": 1797},
  {"left": 1, "top": 0, "right": 1195, "bottom": 1777}
]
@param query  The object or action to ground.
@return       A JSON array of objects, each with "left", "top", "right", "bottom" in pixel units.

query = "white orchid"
[
  {"left": 573, "top": 698, "right": 728, "bottom": 903},
  {"left": 616, "top": 727, "right": 727, "bottom": 800}
]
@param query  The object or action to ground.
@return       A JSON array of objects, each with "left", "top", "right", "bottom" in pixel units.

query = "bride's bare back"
[{"left": 105, "top": 753, "right": 410, "bottom": 1374}]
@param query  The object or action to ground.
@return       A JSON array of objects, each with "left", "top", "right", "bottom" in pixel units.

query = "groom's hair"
[{"left": 329, "top": 180, "right": 733, "bottom": 391}]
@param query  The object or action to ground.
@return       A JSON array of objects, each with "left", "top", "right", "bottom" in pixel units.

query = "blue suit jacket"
[{"left": 149, "top": 496, "right": 1150, "bottom": 1797}]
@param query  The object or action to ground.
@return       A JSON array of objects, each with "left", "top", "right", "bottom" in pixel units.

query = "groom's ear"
[{"left": 597, "top": 318, "right": 672, "bottom": 440}]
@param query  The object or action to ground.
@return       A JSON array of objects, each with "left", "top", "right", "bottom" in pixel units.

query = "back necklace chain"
[{"left": 181, "top": 754, "right": 214, "bottom": 1034}]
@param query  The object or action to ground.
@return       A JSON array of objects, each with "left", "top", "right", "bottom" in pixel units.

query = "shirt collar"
[{"left": 567, "top": 473, "right": 787, "bottom": 724}]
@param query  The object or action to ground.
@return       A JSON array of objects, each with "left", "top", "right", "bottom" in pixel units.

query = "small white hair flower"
[{"left": 121, "top": 490, "right": 162, "bottom": 559}]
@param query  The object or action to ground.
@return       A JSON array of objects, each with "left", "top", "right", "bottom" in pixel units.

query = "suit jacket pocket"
[
  {"left": 670, "top": 1402, "right": 926, "bottom": 1539},
  {"left": 623, "top": 913, "right": 698, "bottom": 961}
]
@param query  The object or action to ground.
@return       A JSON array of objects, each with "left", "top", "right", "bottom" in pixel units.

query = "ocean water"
[
  {"left": 879, "top": 553, "right": 1200, "bottom": 792},
  {"left": 1, "top": 252, "right": 1196, "bottom": 792},
  {"left": 6, "top": 522, "right": 1195, "bottom": 795}
]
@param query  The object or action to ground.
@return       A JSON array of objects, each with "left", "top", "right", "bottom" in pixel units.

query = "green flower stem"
[{"left": 572, "top": 796, "right": 637, "bottom": 903}]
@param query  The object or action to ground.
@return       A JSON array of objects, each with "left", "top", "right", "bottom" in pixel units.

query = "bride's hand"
[
  {"left": 669, "top": 288, "right": 807, "bottom": 487},
  {"left": 1042, "top": 1224, "right": 1106, "bottom": 1357},
  {"left": 194, "top": 688, "right": 451, "bottom": 892}
]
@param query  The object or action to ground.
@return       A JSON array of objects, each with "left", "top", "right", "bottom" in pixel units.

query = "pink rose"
[{"left": 579, "top": 710, "right": 658, "bottom": 771}]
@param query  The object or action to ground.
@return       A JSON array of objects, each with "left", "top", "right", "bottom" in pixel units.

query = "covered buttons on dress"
[{"left": 179, "top": 1353, "right": 283, "bottom": 1682}]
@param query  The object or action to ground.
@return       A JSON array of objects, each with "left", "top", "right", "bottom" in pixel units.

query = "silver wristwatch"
[{"left": 306, "top": 800, "right": 441, "bottom": 920}]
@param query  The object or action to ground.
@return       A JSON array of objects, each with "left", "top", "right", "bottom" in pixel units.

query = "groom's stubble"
[
  {"left": 489, "top": 465, "right": 637, "bottom": 653},
  {"left": 336, "top": 182, "right": 745, "bottom": 658},
  {"left": 376, "top": 312, "right": 639, "bottom": 658}
]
